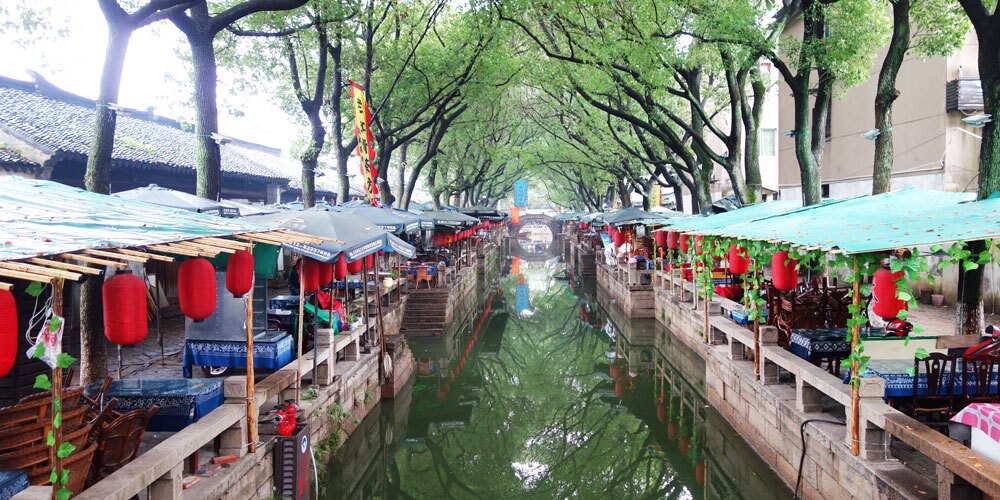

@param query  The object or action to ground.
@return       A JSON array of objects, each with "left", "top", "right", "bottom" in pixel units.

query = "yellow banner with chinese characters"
[
  {"left": 350, "top": 81, "right": 379, "bottom": 206},
  {"left": 650, "top": 184, "right": 661, "bottom": 208}
]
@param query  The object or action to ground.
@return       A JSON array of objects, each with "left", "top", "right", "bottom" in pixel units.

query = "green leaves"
[
  {"left": 56, "top": 442, "right": 75, "bottom": 459},
  {"left": 55, "top": 353, "right": 77, "bottom": 369},
  {"left": 34, "top": 373, "right": 52, "bottom": 390},
  {"left": 25, "top": 281, "right": 43, "bottom": 297}
]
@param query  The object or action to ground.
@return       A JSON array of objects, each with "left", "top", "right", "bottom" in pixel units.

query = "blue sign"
[
  {"left": 513, "top": 180, "right": 528, "bottom": 207},
  {"left": 515, "top": 283, "right": 530, "bottom": 311}
]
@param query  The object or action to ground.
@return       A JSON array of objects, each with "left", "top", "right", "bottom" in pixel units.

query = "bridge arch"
[{"left": 509, "top": 214, "right": 561, "bottom": 260}]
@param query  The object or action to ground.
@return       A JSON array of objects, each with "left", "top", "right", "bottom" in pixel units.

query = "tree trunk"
[
  {"left": 872, "top": 0, "right": 910, "bottom": 195},
  {"left": 189, "top": 34, "right": 222, "bottom": 200},
  {"left": 975, "top": 24, "right": 1000, "bottom": 200},
  {"left": 672, "top": 184, "right": 684, "bottom": 213},
  {"left": 957, "top": 240, "right": 986, "bottom": 335},
  {"left": 742, "top": 74, "right": 766, "bottom": 204},
  {"left": 79, "top": 281, "right": 107, "bottom": 385},
  {"left": 397, "top": 141, "right": 408, "bottom": 198},
  {"left": 300, "top": 113, "right": 325, "bottom": 208},
  {"left": 792, "top": 86, "right": 822, "bottom": 205}
]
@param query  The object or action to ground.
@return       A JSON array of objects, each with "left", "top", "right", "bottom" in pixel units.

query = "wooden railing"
[{"left": 659, "top": 271, "right": 1000, "bottom": 498}]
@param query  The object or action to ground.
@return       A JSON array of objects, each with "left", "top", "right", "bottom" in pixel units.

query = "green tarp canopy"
[
  {"left": 0, "top": 176, "right": 271, "bottom": 262},
  {"left": 667, "top": 190, "right": 1000, "bottom": 255},
  {"left": 658, "top": 200, "right": 803, "bottom": 233}
]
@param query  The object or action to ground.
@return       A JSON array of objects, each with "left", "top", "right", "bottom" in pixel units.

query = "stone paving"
[{"left": 105, "top": 307, "right": 188, "bottom": 380}]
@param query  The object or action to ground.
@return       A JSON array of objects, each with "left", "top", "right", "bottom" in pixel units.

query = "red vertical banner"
[
  {"left": 349, "top": 81, "right": 379, "bottom": 206},
  {"left": 511, "top": 206, "right": 520, "bottom": 225}
]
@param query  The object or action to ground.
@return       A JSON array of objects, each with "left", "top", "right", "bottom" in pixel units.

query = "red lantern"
[
  {"left": 728, "top": 245, "right": 749, "bottom": 275},
  {"left": 225, "top": 249, "right": 254, "bottom": 297},
  {"left": 654, "top": 230, "right": 667, "bottom": 247},
  {"left": 302, "top": 258, "right": 321, "bottom": 293},
  {"left": 0, "top": 290, "right": 17, "bottom": 378},
  {"left": 680, "top": 436, "right": 691, "bottom": 456},
  {"left": 695, "top": 463, "right": 706, "bottom": 485},
  {"left": 771, "top": 251, "right": 798, "bottom": 291},
  {"left": 580, "top": 222, "right": 589, "bottom": 230},
  {"left": 614, "top": 380, "right": 625, "bottom": 398},
  {"left": 694, "top": 235, "right": 704, "bottom": 255},
  {"left": 102, "top": 270, "right": 148, "bottom": 346},
  {"left": 365, "top": 253, "right": 374, "bottom": 270},
  {"left": 679, "top": 234, "right": 690, "bottom": 253},
  {"left": 667, "top": 421, "right": 678, "bottom": 439},
  {"left": 656, "top": 398, "right": 667, "bottom": 422},
  {"left": 334, "top": 255, "right": 348, "bottom": 281},
  {"left": 873, "top": 268, "right": 906, "bottom": 319},
  {"left": 612, "top": 230, "right": 625, "bottom": 247},
  {"left": 347, "top": 259, "right": 363, "bottom": 275},
  {"left": 178, "top": 258, "right": 216, "bottom": 321},
  {"left": 319, "top": 262, "right": 334, "bottom": 285},
  {"left": 667, "top": 231, "right": 679, "bottom": 250}
]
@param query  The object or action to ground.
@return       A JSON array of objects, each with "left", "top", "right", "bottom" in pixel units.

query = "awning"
[
  {"left": 658, "top": 200, "right": 804, "bottom": 233},
  {"left": 709, "top": 189, "right": 998, "bottom": 254},
  {"left": 248, "top": 208, "right": 416, "bottom": 262},
  {"left": 605, "top": 207, "right": 686, "bottom": 226},
  {"left": 0, "top": 177, "right": 277, "bottom": 262},
  {"left": 420, "top": 210, "right": 481, "bottom": 228}
]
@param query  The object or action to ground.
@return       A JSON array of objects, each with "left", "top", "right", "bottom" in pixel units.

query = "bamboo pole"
[
  {"left": 850, "top": 256, "right": 861, "bottom": 456},
  {"left": 373, "top": 259, "right": 387, "bottom": 385},
  {"left": 362, "top": 259, "right": 372, "bottom": 363},
  {"left": 28, "top": 258, "right": 101, "bottom": 275},
  {"left": 753, "top": 262, "right": 761, "bottom": 376},
  {"left": 245, "top": 267, "right": 257, "bottom": 454},
  {"left": 295, "top": 262, "right": 305, "bottom": 402},
  {"left": 61, "top": 253, "right": 127, "bottom": 269},
  {"left": 50, "top": 278, "right": 63, "bottom": 500}
]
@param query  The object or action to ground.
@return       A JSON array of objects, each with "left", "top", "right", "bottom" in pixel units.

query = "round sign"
[{"left": 300, "top": 435, "right": 308, "bottom": 454}]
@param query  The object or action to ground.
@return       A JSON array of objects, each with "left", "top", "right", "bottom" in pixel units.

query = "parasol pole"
[
  {"left": 295, "top": 260, "right": 305, "bottom": 402},
  {"left": 50, "top": 278, "right": 64, "bottom": 500},
  {"left": 373, "top": 255, "right": 387, "bottom": 384},
  {"left": 245, "top": 261, "right": 257, "bottom": 454},
  {"left": 362, "top": 258, "right": 372, "bottom": 359},
  {"left": 311, "top": 291, "right": 319, "bottom": 386},
  {"left": 753, "top": 260, "right": 761, "bottom": 376},
  {"left": 155, "top": 273, "right": 163, "bottom": 364},
  {"left": 850, "top": 256, "right": 861, "bottom": 456}
]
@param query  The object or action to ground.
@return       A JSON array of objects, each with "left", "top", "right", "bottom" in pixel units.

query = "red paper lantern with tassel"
[
  {"left": 612, "top": 230, "right": 625, "bottom": 247},
  {"left": 178, "top": 258, "right": 216, "bottom": 321},
  {"left": 102, "top": 270, "right": 148, "bottom": 346},
  {"left": 365, "top": 253, "right": 374, "bottom": 270},
  {"left": 728, "top": 245, "right": 749, "bottom": 275},
  {"left": 656, "top": 398, "right": 667, "bottom": 422},
  {"left": 302, "top": 258, "right": 321, "bottom": 293},
  {"left": 225, "top": 249, "right": 254, "bottom": 297},
  {"left": 347, "top": 258, "right": 363, "bottom": 275},
  {"left": 679, "top": 234, "right": 690, "bottom": 253},
  {"left": 319, "top": 261, "right": 333, "bottom": 285},
  {"left": 334, "top": 255, "right": 348, "bottom": 280},
  {"left": 0, "top": 290, "right": 17, "bottom": 378},
  {"left": 654, "top": 230, "right": 668, "bottom": 247},
  {"left": 872, "top": 268, "right": 906, "bottom": 319},
  {"left": 694, "top": 235, "right": 704, "bottom": 255},
  {"left": 771, "top": 250, "right": 798, "bottom": 291}
]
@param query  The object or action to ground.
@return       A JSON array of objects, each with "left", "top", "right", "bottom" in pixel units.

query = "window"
[
  {"left": 822, "top": 183, "right": 831, "bottom": 198},
  {"left": 759, "top": 128, "right": 777, "bottom": 157}
]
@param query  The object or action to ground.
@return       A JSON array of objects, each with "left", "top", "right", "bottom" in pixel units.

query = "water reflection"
[{"left": 321, "top": 262, "right": 790, "bottom": 499}]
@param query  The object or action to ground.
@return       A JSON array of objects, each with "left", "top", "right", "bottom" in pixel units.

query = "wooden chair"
[
  {"left": 4, "top": 387, "right": 85, "bottom": 429},
  {"left": 0, "top": 423, "right": 93, "bottom": 472},
  {"left": 84, "top": 398, "right": 120, "bottom": 446},
  {"left": 88, "top": 406, "right": 159, "bottom": 486},
  {"left": 911, "top": 353, "right": 959, "bottom": 430},
  {"left": 962, "top": 356, "right": 1000, "bottom": 406},
  {"left": 0, "top": 405, "right": 88, "bottom": 453},
  {"left": 29, "top": 442, "right": 98, "bottom": 494},
  {"left": 415, "top": 267, "right": 432, "bottom": 289}
]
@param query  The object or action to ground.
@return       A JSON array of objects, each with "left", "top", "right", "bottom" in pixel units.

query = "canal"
[{"left": 321, "top": 260, "right": 791, "bottom": 499}]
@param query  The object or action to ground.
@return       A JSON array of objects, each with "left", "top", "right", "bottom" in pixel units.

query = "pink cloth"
[{"left": 952, "top": 403, "right": 1000, "bottom": 443}]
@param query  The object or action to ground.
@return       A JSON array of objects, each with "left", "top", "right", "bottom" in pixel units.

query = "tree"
[
  {"left": 170, "top": 0, "right": 307, "bottom": 200},
  {"left": 871, "top": 0, "right": 968, "bottom": 194},
  {"left": 80, "top": 0, "right": 197, "bottom": 385}
]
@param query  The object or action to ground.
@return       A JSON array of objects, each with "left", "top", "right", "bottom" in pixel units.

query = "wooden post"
[
  {"left": 850, "top": 256, "right": 861, "bottom": 456},
  {"left": 50, "top": 278, "right": 63, "bottom": 500},
  {"left": 373, "top": 257, "right": 387, "bottom": 384},
  {"left": 295, "top": 261, "right": 305, "bottom": 402},
  {"left": 245, "top": 254, "right": 257, "bottom": 454},
  {"left": 753, "top": 263, "right": 761, "bottom": 376}
]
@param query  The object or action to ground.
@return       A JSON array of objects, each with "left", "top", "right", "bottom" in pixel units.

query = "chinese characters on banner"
[
  {"left": 349, "top": 81, "right": 380, "bottom": 206},
  {"left": 650, "top": 184, "right": 661, "bottom": 208}
]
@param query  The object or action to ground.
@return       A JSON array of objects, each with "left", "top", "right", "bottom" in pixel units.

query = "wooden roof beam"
[
  {"left": 191, "top": 237, "right": 252, "bottom": 250},
  {"left": 62, "top": 253, "right": 128, "bottom": 269},
  {"left": 0, "top": 268, "right": 54, "bottom": 283},
  {"left": 84, "top": 249, "right": 146, "bottom": 263},
  {"left": 0, "top": 282, "right": 11, "bottom": 291},
  {"left": 118, "top": 248, "right": 174, "bottom": 262},
  {"left": 146, "top": 244, "right": 209, "bottom": 257},
  {"left": 0, "top": 262, "right": 82, "bottom": 281},
  {"left": 28, "top": 258, "right": 102, "bottom": 276}
]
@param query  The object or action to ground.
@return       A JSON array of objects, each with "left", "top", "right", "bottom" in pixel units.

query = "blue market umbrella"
[
  {"left": 419, "top": 210, "right": 481, "bottom": 227},
  {"left": 249, "top": 207, "right": 415, "bottom": 262},
  {"left": 332, "top": 205, "right": 422, "bottom": 235},
  {"left": 113, "top": 184, "right": 239, "bottom": 217}
]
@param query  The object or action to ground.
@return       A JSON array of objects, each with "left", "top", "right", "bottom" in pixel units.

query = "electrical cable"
[{"left": 794, "top": 418, "right": 846, "bottom": 499}]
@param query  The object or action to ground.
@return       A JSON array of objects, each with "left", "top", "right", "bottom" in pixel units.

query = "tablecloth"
[
  {"left": 87, "top": 379, "right": 224, "bottom": 432},
  {"left": 951, "top": 403, "right": 1000, "bottom": 442},
  {"left": 182, "top": 334, "right": 294, "bottom": 378},
  {"left": 0, "top": 470, "right": 27, "bottom": 500},
  {"left": 789, "top": 327, "right": 885, "bottom": 363},
  {"left": 845, "top": 359, "right": 999, "bottom": 398}
]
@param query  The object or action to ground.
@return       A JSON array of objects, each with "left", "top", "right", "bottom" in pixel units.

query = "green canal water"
[{"left": 321, "top": 261, "right": 791, "bottom": 499}]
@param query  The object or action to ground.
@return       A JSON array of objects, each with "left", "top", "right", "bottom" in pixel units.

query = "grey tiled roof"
[
  {"left": 0, "top": 84, "right": 290, "bottom": 183},
  {"left": 0, "top": 147, "right": 37, "bottom": 169}
]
